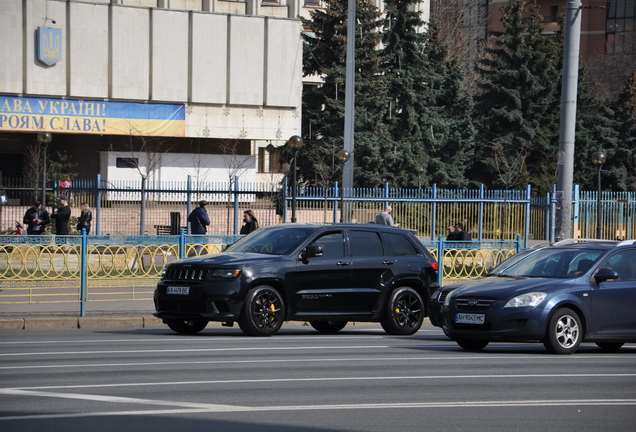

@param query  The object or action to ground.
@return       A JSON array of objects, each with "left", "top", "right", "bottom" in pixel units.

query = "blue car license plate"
[{"left": 455, "top": 313, "right": 485, "bottom": 325}]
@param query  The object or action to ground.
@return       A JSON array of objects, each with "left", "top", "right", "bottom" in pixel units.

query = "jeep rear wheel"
[
  {"left": 309, "top": 321, "right": 348, "bottom": 333},
  {"left": 380, "top": 287, "right": 424, "bottom": 335},
  {"left": 238, "top": 286, "right": 285, "bottom": 336},
  {"left": 165, "top": 319, "right": 208, "bottom": 334}
]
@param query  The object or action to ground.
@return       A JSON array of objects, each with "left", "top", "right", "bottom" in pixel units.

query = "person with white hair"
[{"left": 375, "top": 205, "right": 399, "bottom": 226}]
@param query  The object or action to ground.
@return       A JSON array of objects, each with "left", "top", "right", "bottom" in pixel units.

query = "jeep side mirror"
[
  {"left": 302, "top": 245, "right": 323, "bottom": 260},
  {"left": 594, "top": 268, "right": 620, "bottom": 283}
]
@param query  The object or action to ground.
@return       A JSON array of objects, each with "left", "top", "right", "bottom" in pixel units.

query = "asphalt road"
[{"left": 1, "top": 322, "right": 635, "bottom": 432}]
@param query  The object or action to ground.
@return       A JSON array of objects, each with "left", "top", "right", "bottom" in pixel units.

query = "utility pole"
[
  {"left": 342, "top": 0, "right": 356, "bottom": 223},
  {"left": 555, "top": 0, "right": 582, "bottom": 241}
]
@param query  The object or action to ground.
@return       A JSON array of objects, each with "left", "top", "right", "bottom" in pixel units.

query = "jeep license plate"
[
  {"left": 166, "top": 286, "right": 189, "bottom": 295},
  {"left": 455, "top": 313, "right": 485, "bottom": 325}
]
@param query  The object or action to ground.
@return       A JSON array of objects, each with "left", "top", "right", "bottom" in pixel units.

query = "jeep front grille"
[{"left": 166, "top": 268, "right": 209, "bottom": 281}]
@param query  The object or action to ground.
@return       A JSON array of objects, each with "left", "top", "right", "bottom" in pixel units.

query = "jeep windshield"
[
  {"left": 225, "top": 226, "right": 316, "bottom": 255},
  {"left": 497, "top": 248, "right": 604, "bottom": 278}
]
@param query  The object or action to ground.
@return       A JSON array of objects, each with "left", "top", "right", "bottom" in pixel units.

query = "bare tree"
[
  {"left": 219, "top": 139, "right": 253, "bottom": 234},
  {"left": 430, "top": 0, "right": 489, "bottom": 93},
  {"left": 112, "top": 122, "right": 176, "bottom": 235},
  {"left": 22, "top": 140, "right": 44, "bottom": 202}
]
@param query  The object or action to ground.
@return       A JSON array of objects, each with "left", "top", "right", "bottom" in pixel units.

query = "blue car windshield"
[
  {"left": 225, "top": 227, "right": 314, "bottom": 255},
  {"left": 498, "top": 248, "right": 604, "bottom": 278}
]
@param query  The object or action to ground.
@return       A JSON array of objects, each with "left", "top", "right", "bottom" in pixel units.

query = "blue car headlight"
[{"left": 504, "top": 292, "right": 547, "bottom": 308}]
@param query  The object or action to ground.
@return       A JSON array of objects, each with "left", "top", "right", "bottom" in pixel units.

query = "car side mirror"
[
  {"left": 302, "top": 245, "right": 323, "bottom": 260},
  {"left": 594, "top": 268, "right": 620, "bottom": 283}
]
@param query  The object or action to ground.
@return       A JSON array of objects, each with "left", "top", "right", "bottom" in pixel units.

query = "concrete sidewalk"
[{"left": 0, "top": 299, "right": 160, "bottom": 330}]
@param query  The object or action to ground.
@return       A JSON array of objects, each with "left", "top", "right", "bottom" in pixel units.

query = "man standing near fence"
[
  {"left": 23, "top": 200, "right": 50, "bottom": 235},
  {"left": 375, "top": 205, "right": 399, "bottom": 226},
  {"left": 455, "top": 223, "right": 471, "bottom": 241},
  {"left": 51, "top": 195, "right": 71, "bottom": 249},
  {"left": 188, "top": 200, "right": 210, "bottom": 234}
]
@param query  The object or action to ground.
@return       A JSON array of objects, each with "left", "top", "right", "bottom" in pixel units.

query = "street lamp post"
[
  {"left": 287, "top": 135, "right": 303, "bottom": 223},
  {"left": 337, "top": 149, "right": 351, "bottom": 223},
  {"left": 37, "top": 131, "right": 53, "bottom": 206},
  {"left": 592, "top": 151, "right": 606, "bottom": 239}
]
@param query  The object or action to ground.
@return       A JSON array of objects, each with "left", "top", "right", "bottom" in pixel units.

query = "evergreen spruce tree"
[
  {"left": 422, "top": 20, "right": 476, "bottom": 188},
  {"left": 301, "top": 0, "right": 390, "bottom": 188},
  {"left": 381, "top": 1, "right": 475, "bottom": 188},
  {"left": 381, "top": 0, "right": 430, "bottom": 187},
  {"left": 472, "top": 0, "right": 562, "bottom": 193},
  {"left": 598, "top": 71, "right": 636, "bottom": 191}
]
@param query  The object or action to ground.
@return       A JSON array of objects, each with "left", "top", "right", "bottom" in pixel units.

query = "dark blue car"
[{"left": 438, "top": 239, "right": 636, "bottom": 354}]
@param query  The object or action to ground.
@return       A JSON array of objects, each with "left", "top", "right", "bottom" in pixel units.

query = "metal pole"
[
  {"left": 343, "top": 0, "right": 356, "bottom": 195},
  {"left": 555, "top": 0, "right": 582, "bottom": 241},
  {"left": 291, "top": 150, "right": 298, "bottom": 223},
  {"left": 42, "top": 147, "right": 47, "bottom": 206},
  {"left": 597, "top": 166, "right": 602, "bottom": 239}
]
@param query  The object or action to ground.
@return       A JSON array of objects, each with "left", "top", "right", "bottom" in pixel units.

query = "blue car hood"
[{"left": 447, "top": 276, "right": 575, "bottom": 298}]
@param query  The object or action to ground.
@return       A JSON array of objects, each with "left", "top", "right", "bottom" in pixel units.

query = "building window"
[
  {"left": 606, "top": 0, "right": 636, "bottom": 54},
  {"left": 550, "top": 5, "right": 558, "bottom": 23},
  {"left": 258, "top": 145, "right": 282, "bottom": 173},
  {"left": 116, "top": 158, "right": 138, "bottom": 168}
]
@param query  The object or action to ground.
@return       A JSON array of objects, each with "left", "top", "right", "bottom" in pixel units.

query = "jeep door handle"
[
  {"left": 382, "top": 260, "right": 395, "bottom": 265},
  {"left": 336, "top": 261, "right": 350, "bottom": 266}
]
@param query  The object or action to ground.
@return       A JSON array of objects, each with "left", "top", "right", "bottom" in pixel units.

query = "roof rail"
[
  {"left": 552, "top": 238, "right": 618, "bottom": 246},
  {"left": 616, "top": 239, "right": 636, "bottom": 246}
]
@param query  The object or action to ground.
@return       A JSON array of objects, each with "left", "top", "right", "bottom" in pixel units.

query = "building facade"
[{"left": 0, "top": 0, "right": 430, "bottom": 190}]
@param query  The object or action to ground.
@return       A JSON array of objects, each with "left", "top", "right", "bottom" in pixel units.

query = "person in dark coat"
[
  {"left": 455, "top": 223, "right": 472, "bottom": 241},
  {"left": 446, "top": 224, "right": 457, "bottom": 241},
  {"left": 188, "top": 200, "right": 210, "bottom": 234},
  {"left": 51, "top": 195, "right": 71, "bottom": 235},
  {"left": 77, "top": 202, "right": 93, "bottom": 234},
  {"left": 23, "top": 200, "right": 50, "bottom": 235},
  {"left": 240, "top": 210, "right": 259, "bottom": 235}
]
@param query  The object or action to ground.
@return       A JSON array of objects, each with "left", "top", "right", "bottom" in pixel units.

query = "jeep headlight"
[
  {"left": 160, "top": 268, "right": 167, "bottom": 280},
  {"left": 504, "top": 292, "right": 547, "bottom": 308},
  {"left": 212, "top": 269, "right": 242, "bottom": 279}
]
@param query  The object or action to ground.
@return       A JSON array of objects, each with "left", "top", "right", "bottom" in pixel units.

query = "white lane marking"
[
  {"left": 0, "top": 345, "right": 391, "bottom": 357},
  {"left": 2, "top": 373, "right": 636, "bottom": 392},
  {"left": 0, "top": 354, "right": 632, "bottom": 371},
  {"left": 1, "top": 392, "right": 636, "bottom": 422},
  {"left": 0, "top": 389, "right": 242, "bottom": 411},
  {"left": 0, "top": 334, "right": 405, "bottom": 345}
]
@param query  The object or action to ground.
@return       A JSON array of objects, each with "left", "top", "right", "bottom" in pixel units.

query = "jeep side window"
[
  {"left": 310, "top": 232, "right": 344, "bottom": 258},
  {"left": 349, "top": 230, "right": 383, "bottom": 256},
  {"left": 383, "top": 233, "right": 419, "bottom": 255}
]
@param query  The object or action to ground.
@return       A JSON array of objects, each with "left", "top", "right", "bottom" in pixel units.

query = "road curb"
[{"left": 0, "top": 319, "right": 25, "bottom": 330}]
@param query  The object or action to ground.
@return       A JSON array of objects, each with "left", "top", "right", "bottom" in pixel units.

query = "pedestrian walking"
[
  {"left": 23, "top": 200, "right": 50, "bottom": 235},
  {"left": 188, "top": 200, "right": 210, "bottom": 234},
  {"left": 240, "top": 210, "right": 259, "bottom": 235},
  {"left": 455, "top": 223, "right": 471, "bottom": 241},
  {"left": 375, "top": 205, "right": 399, "bottom": 226},
  {"left": 446, "top": 224, "right": 457, "bottom": 241},
  {"left": 77, "top": 202, "right": 93, "bottom": 234}
]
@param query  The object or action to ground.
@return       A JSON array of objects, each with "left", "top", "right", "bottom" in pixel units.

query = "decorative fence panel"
[{"left": 1, "top": 176, "right": 635, "bottom": 243}]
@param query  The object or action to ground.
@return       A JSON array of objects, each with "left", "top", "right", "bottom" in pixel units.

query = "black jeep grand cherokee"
[{"left": 154, "top": 223, "right": 439, "bottom": 336}]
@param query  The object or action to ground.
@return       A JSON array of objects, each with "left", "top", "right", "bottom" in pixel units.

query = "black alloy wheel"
[
  {"left": 238, "top": 285, "right": 285, "bottom": 336},
  {"left": 380, "top": 287, "right": 424, "bottom": 335}
]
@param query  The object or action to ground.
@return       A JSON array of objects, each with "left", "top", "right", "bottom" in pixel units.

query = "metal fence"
[
  {"left": 0, "top": 232, "right": 521, "bottom": 315},
  {"left": 1, "top": 176, "right": 635, "bottom": 243}
]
